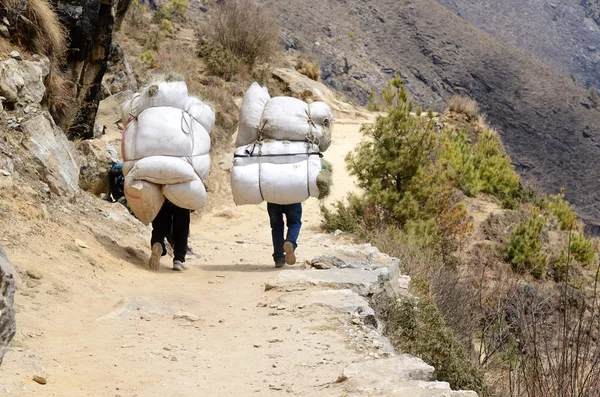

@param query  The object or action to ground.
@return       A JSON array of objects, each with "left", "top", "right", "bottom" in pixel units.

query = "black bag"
[{"left": 108, "top": 163, "right": 125, "bottom": 202}]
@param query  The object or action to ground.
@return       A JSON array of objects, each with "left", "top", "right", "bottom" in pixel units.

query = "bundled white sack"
[
  {"left": 231, "top": 141, "right": 323, "bottom": 205},
  {"left": 125, "top": 155, "right": 211, "bottom": 185},
  {"left": 236, "top": 83, "right": 335, "bottom": 150},
  {"left": 236, "top": 82, "right": 271, "bottom": 147},
  {"left": 123, "top": 106, "right": 211, "bottom": 161},
  {"left": 186, "top": 97, "right": 216, "bottom": 133},
  {"left": 163, "top": 178, "right": 207, "bottom": 211},
  {"left": 124, "top": 176, "right": 165, "bottom": 225}
]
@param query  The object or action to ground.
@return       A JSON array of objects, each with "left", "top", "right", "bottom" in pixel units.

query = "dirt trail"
[{"left": 0, "top": 121, "right": 370, "bottom": 396}]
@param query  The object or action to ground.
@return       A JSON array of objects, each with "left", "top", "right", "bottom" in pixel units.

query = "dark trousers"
[
  {"left": 151, "top": 201, "right": 190, "bottom": 263},
  {"left": 267, "top": 203, "right": 302, "bottom": 262}
]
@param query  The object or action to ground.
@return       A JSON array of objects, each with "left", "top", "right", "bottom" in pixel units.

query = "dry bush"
[
  {"left": 449, "top": 95, "right": 480, "bottom": 120},
  {"left": 198, "top": 0, "right": 280, "bottom": 68},
  {"left": 295, "top": 56, "right": 321, "bottom": 81}
]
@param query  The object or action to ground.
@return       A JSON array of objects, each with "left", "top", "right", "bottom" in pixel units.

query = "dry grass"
[
  {"left": 295, "top": 56, "right": 321, "bottom": 81},
  {"left": 448, "top": 95, "right": 480, "bottom": 120},
  {"left": 197, "top": 0, "right": 280, "bottom": 68},
  {"left": 0, "top": 0, "right": 66, "bottom": 63}
]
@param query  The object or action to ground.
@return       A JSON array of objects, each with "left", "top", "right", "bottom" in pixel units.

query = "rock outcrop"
[
  {"left": 0, "top": 243, "right": 16, "bottom": 366},
  {"left": 51, "top": 0, "right": 132, "bottom": 139},
  {"left": 0, "top": 55, "right": 50, "bottom": 106},
  {"left": 22, "top": 112, "right": 80, "bottom": 195},
  {"left": 78, "top": 139, "right": 119, "bottom": 196}
]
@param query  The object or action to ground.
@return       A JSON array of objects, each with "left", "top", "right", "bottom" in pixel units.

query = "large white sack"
[
  {"left": 163, "top": 179, "right": 207, "bottom": 211},
  {"left": 123, "top": 106, "right": 211, "bottom": 161},
  {"left": 124, "top": 155, "right": 211, "bottom": 183},
  {"left": 260, "top": 97, "right": 332, "bottom": 143},
  {"left": 124, "top": 176, "right": 165, "bottom": 225},
  {"left": 186, "top": 97, "right": 216, "bottom": 133},
  {"left": 231, "top": 153, "right": 322, "bottom": 205},
  {"left": 309, "top": 101, "right": 334, "bottom": 152},
  {"left": 121, "top": 93, "right": 140, "bottom": 128},
  {"left": 133, "top": 81, "right": 189, "bottom": 116},
  {"left": 236, "top": 82, "right": 271, "bottom": 146}
]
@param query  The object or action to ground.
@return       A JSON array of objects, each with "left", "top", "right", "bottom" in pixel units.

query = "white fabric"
[
  {"left": 231, "top": 140, "right": 322, "bottom": 205},
  {"left": 186, "top": 97, "right": 216, "bottom": 134},
  {"left": 163, "top": 178, "right": 207, "bottom": 211},
  {"left": 121, "top": 93, "right": 140, "bottom": 128},
  {"left": 236, "top": 83, "right": 335, "bottom": 150},
  {"left": 124, "top": 176, "right": 165, "bottom": 225},
  {"left": 132, "top": 81, "right": 189, "bottom": 117},
  {"left": 123, "top": 155, "right": 210, "bottom": 183},
  {"left": 122, "top": 106, "right": 211, "bottom": 161},
  {"left": 236, "top": 82, "right": 271, "bottom": 147}
]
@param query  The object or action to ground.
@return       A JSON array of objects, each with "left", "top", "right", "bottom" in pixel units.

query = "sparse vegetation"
[
  {"left": 154, "top": 0, "right": 189, "bottom": 21},
  {"left": 449, "top": 95, "right": 480, "bottom": 121},
  {"left": 295, "top": 56, "right": 321, "bottom": 81},
  {"left": 196, "top": 0, "right": 280, "bottom": 74},
  {"left": 140, "top": 50, "right": 158, "bottom": 68},
  {"left": 506, "top": 210, "right": 547, "bottom": 278}
]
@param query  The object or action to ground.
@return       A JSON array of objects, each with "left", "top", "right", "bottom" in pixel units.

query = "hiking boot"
[
  {"left": 283, "top": 241, "right": 296, "bottom": 265},
  {"left": 274, "top": 259, "right": 286, "bottom": 268},
  {"left": 149, "top": 242, "right": 162, "bottom": 271},
  {"left": 172, "top": 260, "right": 188, "bottom": 271}
]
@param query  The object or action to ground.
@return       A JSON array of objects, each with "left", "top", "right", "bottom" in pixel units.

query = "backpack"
[{"left": 108, "top": 163, "right": 125, "bottom": 202}]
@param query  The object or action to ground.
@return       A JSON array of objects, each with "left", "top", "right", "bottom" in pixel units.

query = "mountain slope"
[
  {"left": 261, "top": 0, "right": 600, "bottom": 231},
  {"left": 438, "top": 0, "right": 600, "bottom": 90}
]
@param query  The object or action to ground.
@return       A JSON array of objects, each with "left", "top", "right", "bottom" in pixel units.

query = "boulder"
[
  {"left": 0, "top": 56, "right": 50, "bottom": 105},
  {"left": 78, "top": 139, "right": 119, "bottom": 195},
  {"left": 22, "top": 112, "right": 80, "bottom": 195},
  {"left": 0, "top": 243, "right": 16, "bottom": 366}
]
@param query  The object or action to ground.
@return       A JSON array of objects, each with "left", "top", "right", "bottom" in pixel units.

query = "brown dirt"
[{"left": 0, "top": 120, "right": 369, "bottom": 396}]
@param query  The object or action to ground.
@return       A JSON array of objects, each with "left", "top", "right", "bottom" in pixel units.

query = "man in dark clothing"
[
  {"left": 149, "top": 200, "right": 190, "bottom": 271},
  {"left": 267, "top": 203, "right": 302, "bottom": 268}
]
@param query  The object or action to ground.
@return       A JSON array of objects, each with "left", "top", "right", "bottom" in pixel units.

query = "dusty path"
[{"left": 0, "top": 121, "right": 370, "bottom": 396}]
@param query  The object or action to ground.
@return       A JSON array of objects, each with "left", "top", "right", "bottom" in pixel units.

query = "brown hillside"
[{"left": 260, "top": 0, "right": 600, "bottom": 231}]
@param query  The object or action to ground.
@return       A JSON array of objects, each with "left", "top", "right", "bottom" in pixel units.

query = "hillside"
[
  {"left": 260, "top": 0, "right": 600, "bottom": 231},
  {"left": 438, "top": 0, "right": 600, "bottom": 90}
]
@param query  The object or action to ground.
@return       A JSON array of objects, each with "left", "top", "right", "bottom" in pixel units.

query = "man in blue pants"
[{"left": 267, "top": 203, "right": 302, "bottom": 268}]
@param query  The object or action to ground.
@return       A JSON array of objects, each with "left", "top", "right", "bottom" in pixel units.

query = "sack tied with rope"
[{"left": 121, "top": 78, "right": 214, "bottom": 221}]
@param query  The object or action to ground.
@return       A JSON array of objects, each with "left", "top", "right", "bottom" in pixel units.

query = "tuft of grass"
[
  {"left": 316, "top": 158, "right": 333, "bottom": 199},
  {"left": 295, "top": 56, "right": 321, "bottom": 81},
  {"left": 448, "top": 95, "right": 480, "bottom": 121}
]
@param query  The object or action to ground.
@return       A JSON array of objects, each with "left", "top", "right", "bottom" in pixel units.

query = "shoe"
[
  {"left": 274, "top": 259, "right": 286, "bottom": 268},
  {"left": 149, "top": 242, "right": 162, "bottom": 271},
  {"left": 173, "top": 260, "right": 189, "bottom": 271},
  {"left": 283, "top": 241, "right": 296, "bottom": 265}
]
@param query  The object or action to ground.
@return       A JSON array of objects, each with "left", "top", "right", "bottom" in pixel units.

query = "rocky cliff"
[{"left": 51, "top": 0, "right": 131, "bottom": 138}]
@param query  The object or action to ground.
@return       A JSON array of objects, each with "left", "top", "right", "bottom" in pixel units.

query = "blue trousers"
[{"left": 267, "top": 203, "right": 302, "bottom": 262}]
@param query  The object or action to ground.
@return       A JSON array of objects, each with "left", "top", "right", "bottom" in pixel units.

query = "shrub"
[
  {"left": 448, "top": 95, "right": 480, "bottom": 121},
  {"left": 569, "top": 233, "right": 596, "bottom": 266},
  {"left": 155, "top": 0, "right": 188, "bottom": 21},
  {"left": 197, "top": 0, "right": 279, "bottom": 68},
  {"left": 386, "top": 282, "right": 489, "bottom": 395},
  {"left": 295, "top": 57, "right": 321, "bottom": 81},
  {"left": 545, "top": 190, "right": 578, "bottom": 231},
  {"left": 197, "top": 40, "right": 243, "bottom": 81},
  {"left": 366, "top": 92, "right": 380, "bottom": 111},
  {"left": 160, "top": 18, "right": 174, "bottom": 32},
  {"left": 506, "top": 210, "right": 547, "bottom": 278},
  {"left": 320, "top": 193, "right": 366, "bottom": 235},
  {"left": 140, "top": 50, "right": 158, "bottom": 68}
]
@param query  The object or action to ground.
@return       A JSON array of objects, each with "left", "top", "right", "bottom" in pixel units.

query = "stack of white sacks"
[
  {"left": 120, "top": 76, "right": 215, "bottom": 224},
  {"left": 232, "top": 83, "right": 334, "bottom": 205}
]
